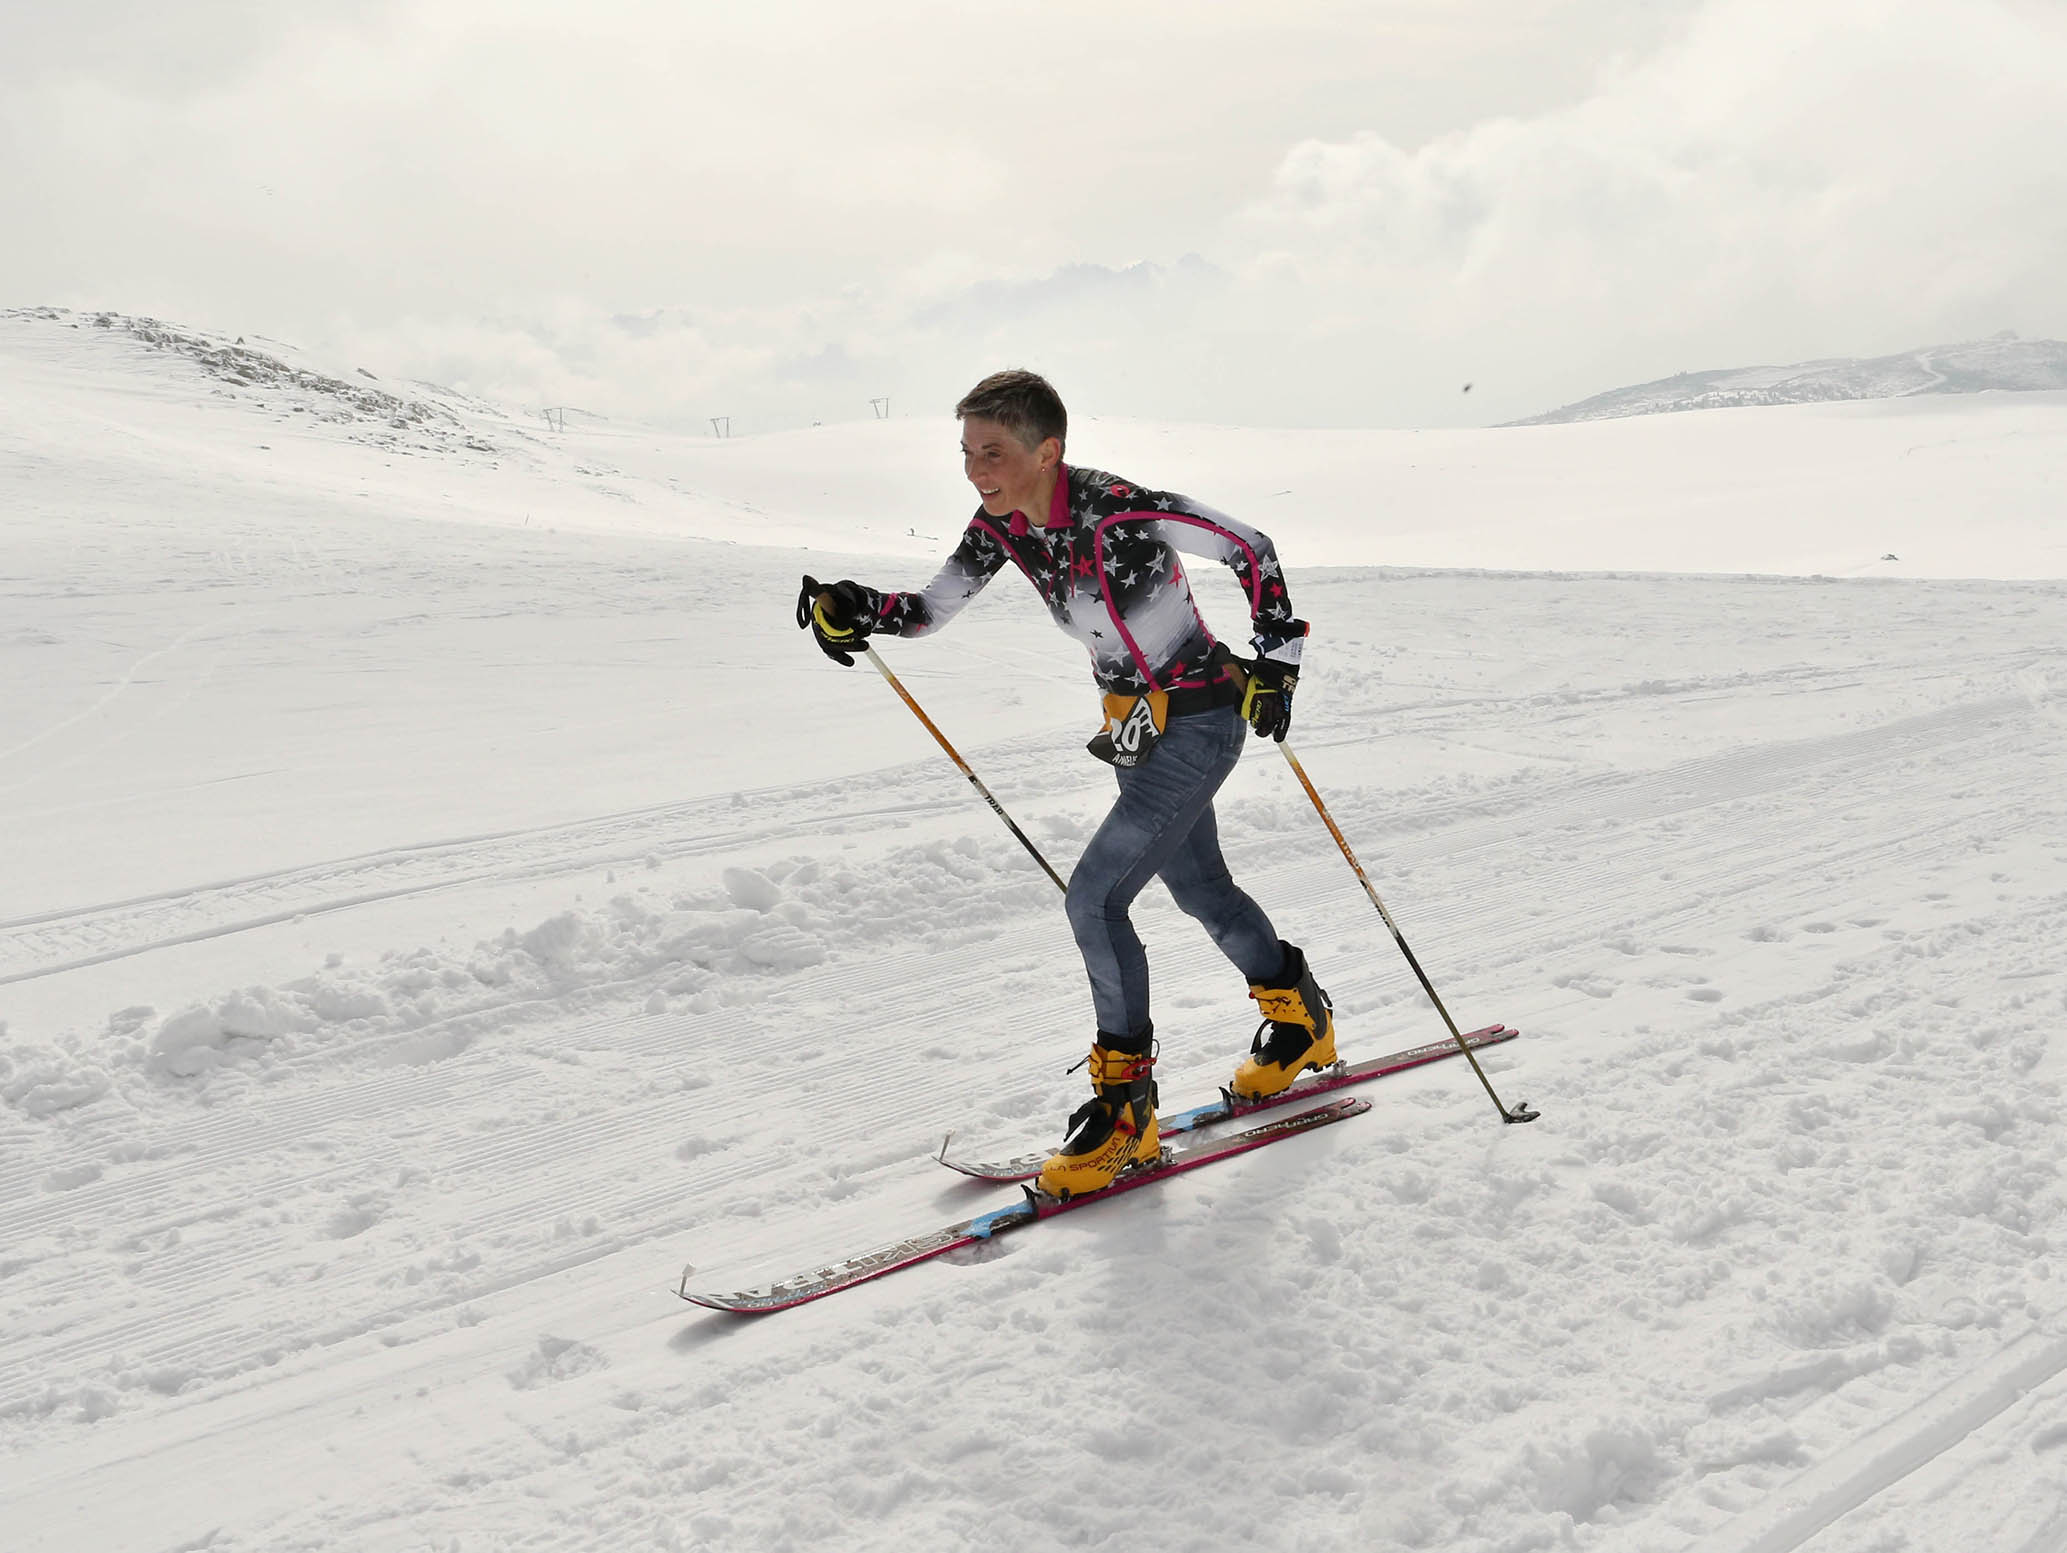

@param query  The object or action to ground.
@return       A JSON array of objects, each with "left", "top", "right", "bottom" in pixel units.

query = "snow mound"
[
  {"left": 507, "top": 1335, "right": 609, "bottom": 1391},
  {"left": 138, "top": 892, "right": 832, "bottom": 1082},
  {"left": 0, "top": 1046, "right": 112, "bottom": 1117}
]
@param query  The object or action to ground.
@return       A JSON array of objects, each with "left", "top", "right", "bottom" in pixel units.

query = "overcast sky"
[{"left": 7, "top": 0, "right": 2067, "bottom": 430}]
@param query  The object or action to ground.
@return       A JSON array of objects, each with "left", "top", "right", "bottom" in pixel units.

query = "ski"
[
  {"left": 937, "top": 1023, "right": 1519, "bottom": 1183},
  {"left": 676, "top": 1095, "right": 1371, "bottom": 1315}
]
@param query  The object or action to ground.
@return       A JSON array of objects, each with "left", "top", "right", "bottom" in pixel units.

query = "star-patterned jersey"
[{"left": 859, "top": 464, "right": 1303, "bottom": 695}]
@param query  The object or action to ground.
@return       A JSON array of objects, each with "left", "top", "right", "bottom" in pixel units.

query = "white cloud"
[
  {"left": 0, "top": 2, "right": 398, "bottom": 94},
  {"left": 1231, "top": 0, "right": 2067, "bottom": 420},
  {"left": 7, "top": 0, "right": 2064, "bottom": 428}
]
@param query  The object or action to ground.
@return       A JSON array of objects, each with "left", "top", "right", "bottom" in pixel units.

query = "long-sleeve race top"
[{"left": 861, "top": 464, "right": 1302, "bottom": 695}]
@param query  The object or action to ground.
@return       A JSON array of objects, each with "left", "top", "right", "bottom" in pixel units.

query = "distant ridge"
[
  {"left": 1508, "top": 332, "right": 2067, "bottom": 425},
  {"left": 4, "top": 305, "right": 459, "bottom": 427},
  {"left": 2, "top": 304, "right": 506, "bottom": 455}
]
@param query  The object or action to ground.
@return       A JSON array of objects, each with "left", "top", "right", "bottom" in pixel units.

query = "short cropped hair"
[{"left": 955, "top": 369, "right": 1067, "bottom": 454}]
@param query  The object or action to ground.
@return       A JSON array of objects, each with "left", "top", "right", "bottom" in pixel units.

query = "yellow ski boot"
[
  {"left": 1036, "top": 1033, "right": 1160, "bottom": 1200},
  {"left": 1231, "top": 943, "right": 1337, "bottom": 1100}
]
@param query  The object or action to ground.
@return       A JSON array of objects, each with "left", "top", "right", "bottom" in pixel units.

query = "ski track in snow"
[
  {"left": 7, "top": 632, "right": 2067, "bottom": 1551},
  {"left": 0, "top": 778, "right": 1002, "bottom": 985},
  {"left": 5, "top": 311, "right": 2067, "bottom": 1552}
]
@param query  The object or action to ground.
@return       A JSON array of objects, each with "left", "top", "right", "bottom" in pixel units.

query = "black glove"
[
  {"left": 795, "top": 574, "right": 875, "bottom": 666},
  {"left": 1242, "top": 619, "right": 1309, "bottom": 741}
]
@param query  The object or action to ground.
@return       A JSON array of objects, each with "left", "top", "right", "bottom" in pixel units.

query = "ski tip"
[{"left": 937, "top": 1129, "right": 956, "bottom": 1164}]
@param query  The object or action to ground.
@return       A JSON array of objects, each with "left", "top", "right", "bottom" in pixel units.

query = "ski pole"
[
  {"left": 1274, "top": 738, "right": 1539, "bottom": 1125},
  {"left": 859, "top": 641, "right": 1069, "bottom": 896}
]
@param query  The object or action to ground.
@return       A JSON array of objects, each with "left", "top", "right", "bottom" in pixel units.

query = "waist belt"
[{"left": 1163, "top": 672, "right": 1242, "bottom": 718}]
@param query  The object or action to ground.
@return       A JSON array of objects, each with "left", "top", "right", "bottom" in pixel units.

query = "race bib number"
[{"left": 1087, "top": 690, "right": 1170, "bottom": 768}]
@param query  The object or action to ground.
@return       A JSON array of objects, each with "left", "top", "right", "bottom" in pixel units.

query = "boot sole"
[
  {"left": 1231, "top": 1047, "right": 1337, "bottom": 1102},
  {"left": 1042, "top": 1147, "right": 1171, "bottom": 1203}
]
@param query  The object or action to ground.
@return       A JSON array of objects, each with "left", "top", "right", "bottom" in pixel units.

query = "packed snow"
[{"left": 3, "top": 308, "right": 2066, "bottom": 1552}]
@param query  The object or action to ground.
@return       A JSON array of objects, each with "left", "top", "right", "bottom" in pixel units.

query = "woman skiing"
[{"left": 795, "top": 368, "right": 1336, "bottom": 1199}]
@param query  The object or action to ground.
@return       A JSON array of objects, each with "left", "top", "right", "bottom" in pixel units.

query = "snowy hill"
[
  {"left": 4, "top": 309, "right": 2067, "bottom": 1551},
  {"left": 1, "top": 304, "right": 501, "bottom": 449},
  {"left": 9, "top": 305, "right": 2063, "bottom": 581},
  {"left": 1510, "top": 332, "right": 2067, "bottom": 425}
]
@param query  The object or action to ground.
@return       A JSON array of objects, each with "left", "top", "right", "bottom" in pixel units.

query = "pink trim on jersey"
[
  {"left": 1093, "top": 510, "right": 1163, "bottom": 691},
  {"left": 971, "top": 514, "right": 1035, "bottom": 580},
  {"left": 1161, "top": 510, "right": 1266, "bottom": 614},
  {"left": 1046, "top": 471, "right": 1072, "bottom": 529},
  {"left": 879, "top": 514, "right": 1036, "bottom": 628},
  {"left": 1162, "top": 557, "right": 1225, "bottom": 689}
]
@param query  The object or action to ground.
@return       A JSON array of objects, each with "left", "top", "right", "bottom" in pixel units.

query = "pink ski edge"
[
  {"left": 937, "top": 1024, "right": 1520, "bottom": 1183},
  {"left": 676, "top": 1222, "right": 998, "bottom": 1315},
  {"left": 677, "top": 1096, "right": 1372, "bottom": 1315}
]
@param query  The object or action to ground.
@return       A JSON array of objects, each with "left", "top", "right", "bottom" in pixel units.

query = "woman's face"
[{"left": 960, "top": 416, "right": 1058, "bottom": 521}]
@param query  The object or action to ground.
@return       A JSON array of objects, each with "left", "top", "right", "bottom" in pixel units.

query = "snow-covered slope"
[
  {"left": 11, "top": 306, "right": 2065, "bottom": 581},
  {"left": 1511, "top": 332, "right": 2067, "bottom": 425},
  {"left": 4, "top": 310, "right": 2067, "bottom": 1552}
]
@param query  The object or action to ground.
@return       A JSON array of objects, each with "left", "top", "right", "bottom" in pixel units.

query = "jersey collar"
[{"left": 1008, "top": 463, "right": 1075, "bottom": 538}]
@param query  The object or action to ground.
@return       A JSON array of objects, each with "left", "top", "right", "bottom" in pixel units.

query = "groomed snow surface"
[{"left": 4, "top": 309, "right": 2067, "bottom": 1551}]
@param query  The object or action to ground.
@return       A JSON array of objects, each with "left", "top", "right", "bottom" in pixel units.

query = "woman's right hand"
[{"left": 795, "top": 574, "right": 875, "bottom": 666}]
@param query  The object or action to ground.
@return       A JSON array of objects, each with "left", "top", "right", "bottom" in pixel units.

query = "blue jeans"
[{"left": 1064, "top": 704, "right": 1284, "bottom": 1036}]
